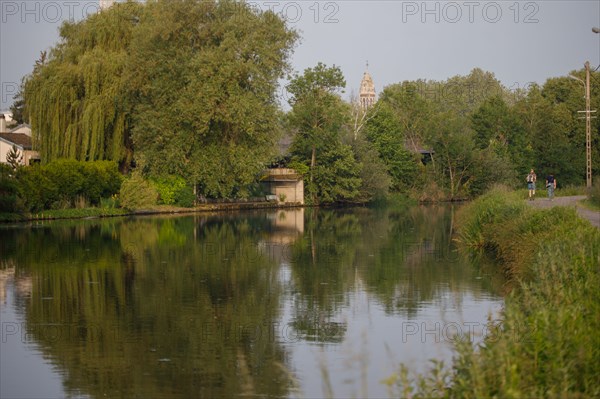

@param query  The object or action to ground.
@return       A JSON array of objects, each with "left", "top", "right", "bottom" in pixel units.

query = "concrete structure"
[
  {"left": 261, "top": 168, "right": 304, "bottom": 205},
  {"left": 359, "top": 65, "right": 376, "bottom": 110}
]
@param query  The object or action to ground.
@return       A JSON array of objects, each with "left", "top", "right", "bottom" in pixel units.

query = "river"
[{"left": 0, "top": 204, "right": 503, "bottom": 398}]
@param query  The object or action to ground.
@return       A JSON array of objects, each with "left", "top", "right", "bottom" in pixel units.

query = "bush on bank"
[
  {"left": 1, "top": 160, "right": 122, "bottom": 214},
  {"left": 386, "top": 187, "right": 600, "bottom": 398}
]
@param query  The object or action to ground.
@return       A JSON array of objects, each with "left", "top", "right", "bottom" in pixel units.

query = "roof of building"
[
  {"left": 10, "top": 123, "right": 31, "bottom": 133},
  {"left": 0, "top": 133, "right": 33, "bottom": 150}
]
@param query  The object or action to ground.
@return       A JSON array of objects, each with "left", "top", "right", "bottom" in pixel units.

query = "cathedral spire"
[{"left": 359, "top": 63, "right": 376, "bottom": 110}]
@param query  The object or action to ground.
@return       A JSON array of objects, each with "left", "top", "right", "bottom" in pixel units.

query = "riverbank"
[
  {"left": 0, "top": 201, "right": 303, "bottom": 224},
  {"left": 387, "top": 187, "right": 600, "bottom": 398}
]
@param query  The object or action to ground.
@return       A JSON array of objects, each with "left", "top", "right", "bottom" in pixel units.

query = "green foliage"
[
  {"left": 30, "top": 207, "right": 127, "bottom": 220},
  {"left": 287, "top": 63, "right": 359, "bottom": 204},
  {"left": 452, "top": 188, "right": 600, "bottom": 398},
  {"left": 23, "top": 0, "right": 296, "bottom": 186},
  {"left": 455, "top": 186, "right": 527, "bottom": 250},
  {"left": 9, "top": 85, "right": 27, "bottom": 125},
  {"left": 6, "top": 145, "right": 23, "bottom": 170},
  {"left": 588, "top": 178, "right": 600, "bottom": 207},
  {"left": 470, "top": 95, "right": 531, "bottom": 175},
  {"left": 364, "top": 103, "right": 420, "bottom": 192},
  {"left": 15, "top": 164, "right": 59, "bottom": 212},
  {"left": 128, "top": 0, "right": 297, "bottom": 198},
  {"left": 311, "top": 143, "right": 362, "bottom": 204},
  {"left": 13, "top": 160, "right": 122, "bottom": 212},
  {"left": 0, "top": 164, "right": 20, "bottom": 212},
  {"left": 24, "top": 2, "right": 142, "bottom": 168},
  {"left": 390, "top": 188, "right": 600, "bottom": 398},
  {"left": 151, "top": 175, "right": 195, "bottom": 207},
  {"left": 119, "top": 173, "right": 158, "bottom": 210},
  {"left": 351, "top": 135, "right": 390, "bottom": 202}
]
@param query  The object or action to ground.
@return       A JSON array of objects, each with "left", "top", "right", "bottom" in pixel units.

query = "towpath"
[{"left": 526, "top": 195, "right": 600, "bottom": 229}]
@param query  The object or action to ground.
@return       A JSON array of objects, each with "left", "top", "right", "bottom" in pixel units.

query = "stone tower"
[
  {"left": 359, "top": 63, "right": 376, "bottom": 110},
  {"left": 99, "top": 0, "right": 115, "bottom": 11}
]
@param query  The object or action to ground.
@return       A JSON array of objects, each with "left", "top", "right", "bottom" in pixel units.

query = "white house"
[{"left": 0, "top": 115, "right": 39, "bottom": 165}]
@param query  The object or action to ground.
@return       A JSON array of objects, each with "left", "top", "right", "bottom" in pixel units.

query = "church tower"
[
  {"left": 359, "top": 63, "right": 376, "bottom": 110},
  {"left": 99, "top": 0, "right": 115, "bottom": 11}
]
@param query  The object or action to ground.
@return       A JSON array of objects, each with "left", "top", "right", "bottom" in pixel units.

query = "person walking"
[
  {"left": 526, "top": 169, "right": 537, "bottom": 200},
  {"left": 546, "top": 174, "right": 557, "bottom": 201}
]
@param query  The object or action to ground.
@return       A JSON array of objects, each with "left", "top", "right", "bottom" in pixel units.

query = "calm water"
[{"left": 0, "top": 205, "right": 504, "bottom": 398}]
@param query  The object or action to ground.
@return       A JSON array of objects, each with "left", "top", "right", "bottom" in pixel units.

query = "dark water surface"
[{"left": 0, "top": 205, "right": 503, "bottom": 398}]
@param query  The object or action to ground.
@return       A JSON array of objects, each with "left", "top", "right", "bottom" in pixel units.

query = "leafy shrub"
[
  {"left": 11, "top": 160, "right": 122, "bottom": 212},
  {"left": 588, "top": 178, "right": 600, "bottom": 208},
  {"left": 16, "top": 165, "right": 59, "bottom": 212},
  {"left": 119, "top": 173, "right": 158, "bottom": 209},
  {"left": 43, "top": 159, "right": 86, "bottom": 204},
  {"left": 150, "top": 175, "right": 195, "bottom": 207},
  {"left": 0, "top": 164, "right": 20, "bottom": 212},
  {"left": 81, "top": 161, "right": 123, "bottom": 205},
  {"left": 174, "top": 185, "right": 195, "bottom": 207}
]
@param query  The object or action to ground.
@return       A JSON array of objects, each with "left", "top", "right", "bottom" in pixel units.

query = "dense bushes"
[
  {"left": 0, "top": 164, "right": 19, "bottom": 212},
  {"left": 3, "top": 160, "right": 122, "bottom": 213},
  {"left": 150, "top": 175, "right": 195, "bottom": 207},
  {"left": 588, "top": 178, "right": 600, "bottom": 208},
  {"left": 387, "top": 187, "right": 600, "bottom": 398},
  {"left": 119, "top": 173, "right": 158, "bottom": 210}
]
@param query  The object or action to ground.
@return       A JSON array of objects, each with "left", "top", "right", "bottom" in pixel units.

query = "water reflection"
[{"left": 0, "top": 205, "right": 503, "bottom": 398}]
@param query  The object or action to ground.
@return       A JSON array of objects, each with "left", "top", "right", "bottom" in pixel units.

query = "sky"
[{"left": 1, "top": 0, "right": 599, "bottom": 111}]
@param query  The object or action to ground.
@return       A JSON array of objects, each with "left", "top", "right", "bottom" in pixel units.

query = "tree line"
[{"left": 11, "top": 0, "right": 600, "bottom": 206}]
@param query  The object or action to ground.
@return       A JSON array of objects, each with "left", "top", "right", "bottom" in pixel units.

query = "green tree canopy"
[
  {"left": 127, "top": 0, "right": 297, "bottom": 198},
  {"left": 24, "top": 3, "right": 142, "bottom": 169},
  {"left": 24, "top": 0, "right": 297, "bottom": 197},
  {"left": 286, "top": 63, "right": 361, "bottom": 204}
]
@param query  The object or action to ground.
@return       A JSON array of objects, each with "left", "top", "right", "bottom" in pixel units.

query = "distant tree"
[
  {"left": 286, "top": 63, "right": 361, "bottom": 204},
  {"left": 6, "top": 145, "right": 23, "bottom": 170},
  {"left": 9, "top": 86, "right": 27, "bottom": 125},
  {"left": 425, "top": 114, "right": 478, "bottom": 199},
  {"left": 470, "top": 95, "right": 531, "bottom": 176},
  {"left": 364, "top": 102, "right": 420, "bottom": 192}
]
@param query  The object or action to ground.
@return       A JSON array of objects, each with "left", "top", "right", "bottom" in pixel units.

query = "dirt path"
[{"left": 526, "top": 195, "right": 600, "bottom": 229}]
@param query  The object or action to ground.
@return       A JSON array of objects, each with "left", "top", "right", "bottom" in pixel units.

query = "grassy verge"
[
  {"left": 0, "top": 208, "right": 128, "bottom": 222},
  {"left": 385, "top": 186, "right": 600, "bottom": 398}
]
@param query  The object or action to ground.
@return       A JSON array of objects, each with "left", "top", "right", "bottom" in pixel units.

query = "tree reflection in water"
[{"left": 0, "top": 205, "right": 503, "bottom": 398}]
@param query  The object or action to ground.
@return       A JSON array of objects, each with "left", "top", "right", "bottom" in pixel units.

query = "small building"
[
  {"left": 0, "top": 115, "right": 39, "bottom": 165},
  {"left": 405, "top": 138, "right": 434, "bottom": 165},
  {"left": 261, "top": 168, "right": 304, "bottom": 205}
]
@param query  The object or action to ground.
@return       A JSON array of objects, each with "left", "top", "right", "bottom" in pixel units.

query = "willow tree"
[
  {"left": 24, "top": 2, "right": 143, "bottom": 169},
  {"left": 126, "top": 0, "right": 297, "bottom": 198}
]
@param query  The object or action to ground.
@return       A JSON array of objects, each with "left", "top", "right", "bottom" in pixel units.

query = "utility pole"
[
  {"left": 571, "top": 62, "right": 596, "bottom": 189},
  {"left": 585, "top": 61, "right": 592, "bottom": 188}
]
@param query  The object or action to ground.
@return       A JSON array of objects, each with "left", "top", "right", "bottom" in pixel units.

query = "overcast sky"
[{"left": 1, "top": 0, "right": 599, "bottom": 111}]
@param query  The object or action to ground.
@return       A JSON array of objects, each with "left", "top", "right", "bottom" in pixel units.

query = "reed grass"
[{"left": 386, "top": 186, "right": 600, "bottom": 398}]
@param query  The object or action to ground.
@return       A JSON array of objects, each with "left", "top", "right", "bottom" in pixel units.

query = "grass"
[
  {"left": 30, "top": 208, "right": 129, "bottom": 220},
  {"left": 385, "top": 186, "right": 600, "bottom": 398},
  {"left": 0, "top": 208, "right": 128, "bottom": 222}
]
